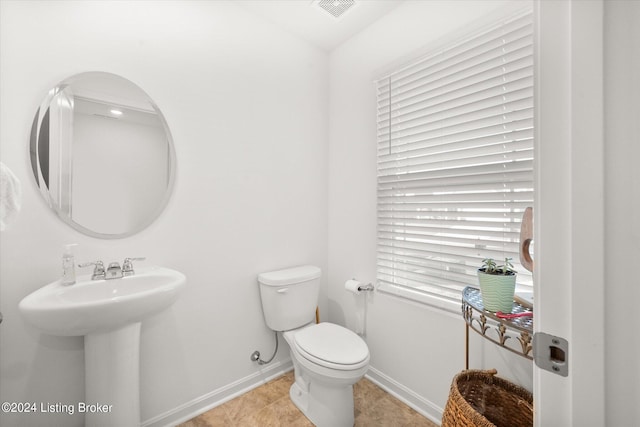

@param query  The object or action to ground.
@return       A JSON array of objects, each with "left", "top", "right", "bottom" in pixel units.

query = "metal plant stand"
[{"left": 462, "top": 286, "right": 533, "bottom": 369}]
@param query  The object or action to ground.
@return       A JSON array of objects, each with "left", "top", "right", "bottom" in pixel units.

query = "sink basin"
[{"left": 19, "top": 266, "right": 186, "bottom": 336}]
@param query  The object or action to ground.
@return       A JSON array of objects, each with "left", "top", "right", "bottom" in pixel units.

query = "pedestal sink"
[{"left": 19, "top": 266, "right": 186, "bottom": 427}]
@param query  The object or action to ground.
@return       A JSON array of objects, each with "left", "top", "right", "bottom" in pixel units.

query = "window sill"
[{"left": 378, "top": 282, "right": 534, "bottom": 315}]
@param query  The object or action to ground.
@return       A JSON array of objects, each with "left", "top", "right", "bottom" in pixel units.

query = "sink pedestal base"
[{"left": 85, "top": 322, "right": 141, "bottom": 427}]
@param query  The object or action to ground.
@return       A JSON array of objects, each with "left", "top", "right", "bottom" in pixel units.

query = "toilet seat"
[{"left": 292, "top": 323, "right": 369, "bottom": 371}]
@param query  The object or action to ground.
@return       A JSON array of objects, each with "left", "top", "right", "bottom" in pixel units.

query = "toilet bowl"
[
  {"left": 257, "top": 266, "right": 370, "bottom": 427},
  {"left": 285, "top": 322, "right": 369, "bottom": 427}
]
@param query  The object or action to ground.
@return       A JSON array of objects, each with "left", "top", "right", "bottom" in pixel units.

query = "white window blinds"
[{"left": 376, "top": 10, "right": 533, "bottom": 307}]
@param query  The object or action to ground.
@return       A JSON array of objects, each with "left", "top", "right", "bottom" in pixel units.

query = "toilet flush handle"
[{"left": 277, "top": 288, "right": 289, "bottom": 294}]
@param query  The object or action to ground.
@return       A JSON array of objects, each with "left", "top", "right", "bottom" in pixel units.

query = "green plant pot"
[{"left": 477, "top": 269, "right": 517, "bottom": 313}]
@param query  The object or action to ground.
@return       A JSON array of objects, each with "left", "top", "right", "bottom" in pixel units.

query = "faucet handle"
[
  {"left": 123, "top": 257, "right": 146, "bottom": 276},
  {"left": 78, "top": 261, "right": 106, "bottom": 280}
]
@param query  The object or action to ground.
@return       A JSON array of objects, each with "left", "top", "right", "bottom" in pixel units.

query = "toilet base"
[
  {"left": 289, "top": 379, "right": 354, "bottom": 427},
  {"left": 282, "top": 324, "right": 369, "bottom": 427}
]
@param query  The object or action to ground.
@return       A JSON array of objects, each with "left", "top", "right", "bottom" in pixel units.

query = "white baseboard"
[
  {"left": 365, "top": 366, "right": 443, "bottom": 425},
  {"left": 142, "top": 359, "right": 294, "bottom": 427}
]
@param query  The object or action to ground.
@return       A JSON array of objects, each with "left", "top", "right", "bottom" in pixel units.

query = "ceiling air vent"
[{"left": 315, "top": 0, "right": 356, "bottom": 20}]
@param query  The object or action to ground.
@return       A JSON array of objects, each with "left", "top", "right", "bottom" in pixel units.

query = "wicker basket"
[{"left": 441, "top": 369, "right": 533, "bottom": 427}]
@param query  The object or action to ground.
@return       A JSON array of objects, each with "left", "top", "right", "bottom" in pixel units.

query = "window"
[{"left": 375, "top": 9, "right": 533, "bottom": 310}]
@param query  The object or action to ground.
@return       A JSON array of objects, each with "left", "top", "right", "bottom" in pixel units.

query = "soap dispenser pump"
[{"left": 61, "top": 244, "right": 78, "bottom": 285}]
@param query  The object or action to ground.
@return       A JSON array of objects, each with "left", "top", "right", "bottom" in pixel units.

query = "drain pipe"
[{"left": 250, "top": 331, "right": 279, "bottom": 365}]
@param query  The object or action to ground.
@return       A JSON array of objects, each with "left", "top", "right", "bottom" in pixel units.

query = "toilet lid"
[{"left": 293, "top": 323, "right": 369, "bottom": 366}]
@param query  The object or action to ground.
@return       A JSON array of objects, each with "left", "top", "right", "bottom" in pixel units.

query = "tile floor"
[{"left": 178, "top": 371, "right": 439, "bottom": 427}]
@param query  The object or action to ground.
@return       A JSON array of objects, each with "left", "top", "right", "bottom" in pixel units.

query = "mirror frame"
[{"left": 29, "top": 71, "right": 176, "bottom": 239}]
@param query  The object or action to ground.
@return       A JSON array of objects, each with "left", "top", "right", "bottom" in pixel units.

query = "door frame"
[{"left": 534, "top": 0, "right": 605, "bottom": 425}]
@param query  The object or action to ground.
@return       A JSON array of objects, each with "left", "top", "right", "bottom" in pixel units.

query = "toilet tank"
[{"left": 258, "top": 265, "right": 321, "bottom": 331}]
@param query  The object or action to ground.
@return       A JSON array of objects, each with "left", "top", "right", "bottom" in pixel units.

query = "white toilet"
[{"left": 258, "top": 265, "right": 370, "bottom": 427}]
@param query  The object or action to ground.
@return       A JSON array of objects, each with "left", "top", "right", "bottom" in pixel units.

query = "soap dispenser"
[{"left": 61, "top": 244, "right": 78, "bottom": 285}]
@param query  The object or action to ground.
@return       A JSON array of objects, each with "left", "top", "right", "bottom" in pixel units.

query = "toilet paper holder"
[
  {"left": 345, "top": 278, "right": 374, "bottom": 294},
  {"left": 357, "top": 282, "right": 374, "bottom": 292}
]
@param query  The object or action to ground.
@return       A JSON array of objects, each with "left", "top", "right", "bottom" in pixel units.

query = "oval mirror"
[{"left": 30, "top": 72, "right": 175, "bottom": 238}]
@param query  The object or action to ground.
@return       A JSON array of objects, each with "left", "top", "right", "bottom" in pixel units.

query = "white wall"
[
  {"left": 0, "top": 1, "right": 327, "bottom": 426},
  {"left": 327, "top": 1, "right": 533, "bottom": 422},
  {"left": 604, "top": 1, "right": 640, "bottom": 424}
]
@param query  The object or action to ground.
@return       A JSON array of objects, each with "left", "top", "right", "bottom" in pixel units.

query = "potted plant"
[{"left": 477, "top": 258, "right": 517, "bottom": 313}]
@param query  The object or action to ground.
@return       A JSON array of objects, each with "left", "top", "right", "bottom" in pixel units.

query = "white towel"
[{"left": 0, "top": 162, "right": 22, "bottom": 231}]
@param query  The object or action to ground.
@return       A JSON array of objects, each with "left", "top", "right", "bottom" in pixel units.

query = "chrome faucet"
[
  {"left": 106, "top": 262, "right": 123, "bottom": 279},
  {"left": 79, "top": 257, "right": 145, "bottom": 280},
  {"left": 78, "top": 261, "right": 106, "bottom": 280}
]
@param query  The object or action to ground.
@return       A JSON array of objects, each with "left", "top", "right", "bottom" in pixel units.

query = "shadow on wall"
[
  {"left": 329, "top": 289, "right": 369, "bottom": 335},
  {"left": 327, "top": 299, "right": 346, "bottom": 327},
  {"left": 19, "top": 333, "right": 84, "bottom": 426}
]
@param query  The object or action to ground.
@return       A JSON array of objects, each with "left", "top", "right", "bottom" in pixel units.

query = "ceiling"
[{"left": 234, "top": 0, "right": 405, "bottom": 51}]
